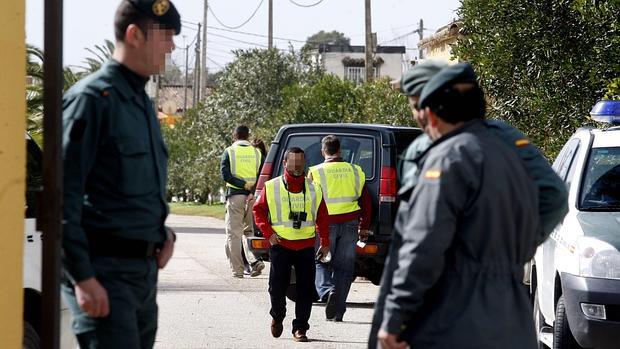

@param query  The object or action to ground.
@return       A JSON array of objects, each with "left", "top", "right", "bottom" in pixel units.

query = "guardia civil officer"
[
  {"left": 308, "top": 135, "right": 372, "bottom": 321},
  {"left": 376, "top": 63, "right": 554, "bottom": 349},
  {"left": 253, "top": 147, "right": 330, "bottom": 342},
  {"left": 220, "top": 125, "right": 265, "bottom": 278},
  {"left": 61, "top": 1, "right": 180, "bottom": 347},
  {"left": 369, "top": 61, "right": 568, "bottom": 348}
]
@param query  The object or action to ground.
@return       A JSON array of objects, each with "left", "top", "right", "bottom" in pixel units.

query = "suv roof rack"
[{"left": 603, "top": 125, "right": 620, "bottom": 131}]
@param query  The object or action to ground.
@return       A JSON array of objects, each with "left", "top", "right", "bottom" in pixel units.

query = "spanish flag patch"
[
  {"left": 424, "top": 169, "right": 442, "bottom": 179},
  {"left": 515, "top": 139, "right": 530, "bottom": 148}
]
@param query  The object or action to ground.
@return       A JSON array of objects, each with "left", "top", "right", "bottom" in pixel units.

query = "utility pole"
[
  {"left": 193, "top": 23, "right": 201, "bottom": 107},
  {"left": 364, "top": 0, "right": 373, "bottom": 82},
  {"left": 42, "top": 0, "right": 63, "bottom": 348},
  {"left": 268, "top": 0, "right": 273, "bottom": 49},
  {"left": 184, "top": 44, "right": 189, "bottom": 113},
  {"left": 201, "top": 0, "right": 208, "bottom": 102},
  {"left": 418, "top": 19, "right": 424, "bottom": 59}
]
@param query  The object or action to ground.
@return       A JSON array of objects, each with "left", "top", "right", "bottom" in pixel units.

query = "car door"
[{"left": 538, "top": 137, "right": 581, "bottom": 320}]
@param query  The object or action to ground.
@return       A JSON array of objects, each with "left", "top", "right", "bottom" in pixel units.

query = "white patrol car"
[
  {"left": 532, "top": 101, "right": 620, "bottom": 349},
  {"left": 23, "top": 134, "right": 76, "bottom": 349}
]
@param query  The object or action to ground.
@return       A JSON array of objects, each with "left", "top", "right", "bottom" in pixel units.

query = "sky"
[{"left": 26, "top": 0, "right": 461, "bottom": 73}]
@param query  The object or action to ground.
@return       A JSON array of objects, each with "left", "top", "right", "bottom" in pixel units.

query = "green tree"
[
  {"left": 301, "top": 30, "right": 351, "bottom": 53},
  {"left": 163, "top": 48, "right": 322, "bottom": 200},
  {"left": 80, "top": 39, "right": 115, "bottom": 74},
  {"left": 26, "top": 45, "right": 44, "bottom": 134},
  {"left": 454, "top": 0, "right": 620, "bottom": 158},
  {"left": 276, "top": 75, "right": 412, "bottom": 127}
]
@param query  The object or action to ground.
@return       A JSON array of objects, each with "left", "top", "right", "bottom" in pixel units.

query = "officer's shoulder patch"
[
  {"left": 424, "top": 169, "right": 442, "bottom": 179},
  {"left": 82, "top": 79, "right": 114, "bottom": 98},
  {"left": 515, "top": 138, "right": 530, "bottom": 148}
]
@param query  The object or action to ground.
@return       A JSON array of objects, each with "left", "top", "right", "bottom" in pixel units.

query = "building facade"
[
  {"left": 417, "top": 21, "right": 460, "bottom": 63},
  {"left": 315, "top": 44, "right": 406, "bottom": 83}
]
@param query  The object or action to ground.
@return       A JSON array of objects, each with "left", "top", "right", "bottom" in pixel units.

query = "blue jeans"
[{"left": 315, "top": 220, "right": 358, "bottom": 319}]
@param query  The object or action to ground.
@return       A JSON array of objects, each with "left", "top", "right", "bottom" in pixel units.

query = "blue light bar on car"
[{"left": 590, "top": 100, "right": 620, "bottom": 125}]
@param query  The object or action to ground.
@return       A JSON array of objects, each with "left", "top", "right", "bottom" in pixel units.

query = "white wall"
[{"left": 322, "top": 52, "right": 404, "bottom": 80}]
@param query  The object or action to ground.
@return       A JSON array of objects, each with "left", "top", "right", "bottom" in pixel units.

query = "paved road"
[{"left": 155, "top": 214, "right": 379, "bottom": 349}]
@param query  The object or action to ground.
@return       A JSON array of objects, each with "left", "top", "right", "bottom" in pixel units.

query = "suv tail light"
[
  {"left": 255, "top": 162, "right": 273, "bottom": 196},
  {"left": 379, "top": 166, "right": 397, "bottom": 203}
]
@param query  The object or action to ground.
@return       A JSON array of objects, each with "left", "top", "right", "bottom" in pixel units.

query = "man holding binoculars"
[{"left": 253, "top": 147, "right": 330, "bottom": 342}]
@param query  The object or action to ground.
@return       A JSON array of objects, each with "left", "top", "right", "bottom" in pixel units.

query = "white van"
[{"left": 23, "top": 134, "right": 76, "bottom": 349}]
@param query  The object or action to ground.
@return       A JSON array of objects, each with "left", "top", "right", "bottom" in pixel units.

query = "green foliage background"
[
  {"left": 164, "top": 49, "right": 412, "bottom": 202},
  {"left": 453, "top": 0, "right": 620, "bottom": 158}
]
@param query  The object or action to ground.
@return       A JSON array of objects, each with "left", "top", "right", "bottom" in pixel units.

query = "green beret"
[
  {"left": 400, "top": 60, "right": 449, "bottom": 97},
  {"left": 419, "top": 62, "right": 477, "bottom": 108},
  {"left": 128, "top": 0, "right": 181, "bottom": 35}
]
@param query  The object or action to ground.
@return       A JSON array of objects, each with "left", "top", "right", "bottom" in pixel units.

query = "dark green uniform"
[
  {"left": 384, "top": 120, "right": 541, "bottom": 348},
  {"left": 61, "top": 60, "right": 168, "bottom": 348}
]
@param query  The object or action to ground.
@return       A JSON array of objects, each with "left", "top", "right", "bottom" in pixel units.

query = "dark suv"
[{"left": 248, "top": 123, "right": 421, "bottom": 284}]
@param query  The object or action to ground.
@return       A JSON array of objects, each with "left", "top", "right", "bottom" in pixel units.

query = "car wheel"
[
  {"left": 553, "top": 295, "right": 581, "bottom": 349},
  {"left": 533, "top": 290, "right": 547, "bottom": 349},
  {"left": 23, "top": 321, "right": 40, "bottom": 349}
]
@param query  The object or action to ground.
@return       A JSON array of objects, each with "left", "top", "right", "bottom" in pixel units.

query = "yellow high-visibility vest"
[
  {"left": 226, "top": 143, "right": 262, "bottom": 189},
  {"left": 309, "top": 162, "right": 365, "bottom": 215},
  {"left": 264, "top": 176, "right": 322, "bottom": 240}
]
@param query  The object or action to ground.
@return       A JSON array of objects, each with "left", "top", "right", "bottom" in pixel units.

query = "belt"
[{"left": 87, "top": 233, "right": 162, "bottom": 258}]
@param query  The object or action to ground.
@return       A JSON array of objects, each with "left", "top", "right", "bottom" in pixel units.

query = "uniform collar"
[
  {"left": 324, "top": 156, "right": 342, "bottom": 163},
  {"left": 232, "top": 140, "right": 251, "bottom": 146},
  {"left": 417, "top": 119, "right": 485, "bottom": 163},
  {"left": 105, "top": 60, "right": 149, "bottom": 101}
]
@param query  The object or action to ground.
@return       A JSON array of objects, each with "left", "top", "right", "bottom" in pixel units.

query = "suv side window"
[
  {"left": 553, "top": 138, "right": 580, "bottom": 181},
  {"left": 281, "top": 134, "right": 375, "bottom": 179}
]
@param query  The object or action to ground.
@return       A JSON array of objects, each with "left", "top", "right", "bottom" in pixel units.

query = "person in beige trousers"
[{"left": 220, "top": 125, "right": 265, "bottom": 278}]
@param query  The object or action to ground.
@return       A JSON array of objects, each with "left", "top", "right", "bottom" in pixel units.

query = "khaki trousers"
[{"left": 225, "top": 194, "right": 258, "bottom": 275}]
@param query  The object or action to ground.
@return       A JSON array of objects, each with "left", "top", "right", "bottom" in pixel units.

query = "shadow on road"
[
  {"left": 171, "top": 227, "right": 225, "bottom": 235},
  {"left": 346, "top": 302, "right": 376, "bottom": 309},
  {"left": 309, "top": 338, "right": 367, "bottom": 344}
]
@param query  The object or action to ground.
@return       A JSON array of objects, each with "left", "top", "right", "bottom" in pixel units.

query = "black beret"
[
  {"left": 127, "top": 0, "right": 181, "bottom": 35},
  {"left": 400, "top": 60, "right": 448, "bottom": 97},
  {"left": 419, "top": 62, "right": 478, "bottom": 108}
]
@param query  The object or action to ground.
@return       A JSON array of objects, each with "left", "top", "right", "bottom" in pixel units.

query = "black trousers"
[
  {"left": 62, "top": 257, "right": 158, "bottom": 349},
  {"left": 269, "top": 245, "right": 316, "bottom": 333}
]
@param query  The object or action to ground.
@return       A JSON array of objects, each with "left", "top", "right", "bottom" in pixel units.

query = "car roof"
[
  {"left": 591, "top": 127, "right": 620, "bottom": 148},
  {"left": 279, "top": 123, "right": 419, "bottom": 132}
]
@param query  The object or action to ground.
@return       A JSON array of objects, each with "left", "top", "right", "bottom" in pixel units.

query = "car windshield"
[
  {"left": 580, "top": 146, "right": 620, "bottom": 211},
  {"left": 281, "top": 134, "right": 375, "bottom": 179}
]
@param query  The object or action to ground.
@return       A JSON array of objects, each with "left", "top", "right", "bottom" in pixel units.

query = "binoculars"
[{"left": 288, "top": 211, "right": 307, "bottom": 229}]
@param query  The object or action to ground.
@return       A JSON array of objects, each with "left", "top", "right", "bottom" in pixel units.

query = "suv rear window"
[
  {"left": 280, "top": 134, "right": 375, "bottom": 179},
  {"left": 580, "top": 146, "right": 620, "bottom": 211}
]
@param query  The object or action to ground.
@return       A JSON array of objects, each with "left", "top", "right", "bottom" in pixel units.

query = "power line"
[
  {"left": 208, "top": 0, "right": 265, "bottom": 30},
  {"left": 207, "top": 32, "right": 269, "bottom": 48},
  {"left": 288, "top": 0, "right": 326, "bottom": 8},
  {"left": 206, "top": 31, "right": 292, "bottom": 53},
  {"left": 379, "top": 30, "right": 418, "bottom": 45},
  {"left": 207, "top": 25, "right": 307, "bottom": 43},
  {"left": 207, "top": 57, "right": 224, "bottom": 69}
]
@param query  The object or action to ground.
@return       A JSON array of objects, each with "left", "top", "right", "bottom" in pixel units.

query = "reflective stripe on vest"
[
  {"left": 265, "top": 176, "right": 322, "bottom": 240},
  {"left": 309, "top": 162, "right": 365, "bottom": 215},
  {"left": 226, "top": 144, "right": 261, "bottom": 189}
]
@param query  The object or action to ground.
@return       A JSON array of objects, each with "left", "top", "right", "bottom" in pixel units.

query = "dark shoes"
[
  {"left": 250, "top": 261, "right": 265, "bottom": 277},
  {"left": 271, "top": 319, "right": 283, "bottom": 338},
  {"left": 325, "top": 290, "right": 337, "bottom": 320},
  {"left": 293, "top": 330, "right": 308, "bottom": 342}
]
